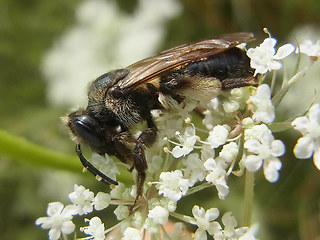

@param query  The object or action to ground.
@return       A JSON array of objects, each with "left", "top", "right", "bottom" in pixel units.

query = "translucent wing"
[{"left": 115, "top": 32, "right": 254, "bottom": 91}]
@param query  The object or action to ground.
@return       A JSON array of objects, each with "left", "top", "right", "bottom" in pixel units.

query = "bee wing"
[{"left": 116, "top": 32, "right": 254, "bottom": 90}]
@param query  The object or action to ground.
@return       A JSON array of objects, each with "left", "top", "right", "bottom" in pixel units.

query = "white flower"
[
  {"left": 35, "top": 202, "right": 76, "bottom": 240},
  {"left": 244, "top": 126, "right": 285, "bottom": 182},
  {"left": 143, "top": 218, "right": 160, "bottom": 234},
  {"left": 91, "top": 153, "right": 119, "bottom": 182},
  {"left": 203, "top": 98, "right": 223, "bottom": 129},
  {"left": 171, "top": 125, "right": 198, "bottom": 158},
  {"left": 82, "top": 217, "right": 105, "bottom": 240},
  {"left": 68, "top": 184, "right": 94, "bottom": 215},
  {"left": 182, "top": 153, "right": 207, "bottom": 186},
  {"left": 132, "top": 212, "right": 145, "bottom": 229},
  {"left": 214, "top": 212, "right": 250, "bottom": 239},
  {"left": 222, "top": 88, "right": 251, "bottom": 113},
  {"left": 297, "top": 39, "right": 320, "bottom": 57},
  {"left": 156, "top": 170, "right": 189, "bottom": 202},
  {"left": 247, "top": 37, "right": 295, "bottom": 76},
  {"left": 92, "top": 192, "right": 111, "bottom": 211},
  {"left": 123, "top": 227, "right": 142, "bottom": 240},
  {"left": 250, "top": 84, "right": 275, "bottom": 123},
  {"left": 292, "top": 104, "right": 320, "bottom": 170},
  {"left": 218, "top": 142, "right": 239, "bottom": 164},
  {"left": 192, "top": 205, "right": 221, "bottom": 236},
  {"left": 148, "top": 206, "right": 169, "bottom": 225},
  {"left": 204, "top": 158, "right": 229, "bottom": 199},
  {"left": 242, "top": 117, "right": 255, "bottom": 129},
  {"left": 114, "top": 204, "right": 130, "bottom": 220},
  {"left": 207, "top": 125, "right": 230, "bottom": 149},
  {"left": 110, "top": 182, "right": 127, "bottom": 199},
  {"left": 244, "top": 124, "right": 269, "bottom": 141},
  {"left": 148, "top": 197, "right": 177, "bottom": 213}
]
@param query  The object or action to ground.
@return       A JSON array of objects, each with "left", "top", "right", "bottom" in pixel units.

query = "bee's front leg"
[
  {"left": 113, "top": 131, "right": 134, "bottom": 165},
  {"left": 133, "top": 118, "right": 158, "bottom": 204}
]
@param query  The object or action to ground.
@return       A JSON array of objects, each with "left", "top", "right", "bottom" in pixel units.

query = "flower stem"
[
  {"left": 0, "top": 129, "right": 132, "bottom": 183},
  {"left": 0, "top": 128, "right": 79, "bottom": 171},
  {"left": 185, "top": 182, "right": 212, "bottom": 196},
  {"left": 241, "top": 170, "right": 255, "bottom": 226},
  {"left": 170, "top": 211, "right": 196, "bottom": 225}
]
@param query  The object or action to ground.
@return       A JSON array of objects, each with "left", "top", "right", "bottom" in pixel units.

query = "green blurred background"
[{"left": 1, "top": 0, "right": 320, "bottom": 239}]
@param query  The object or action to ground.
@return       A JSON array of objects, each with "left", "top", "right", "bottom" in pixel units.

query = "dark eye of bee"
[{"left": 72, "top": 115, "right": 102, "bottom": 147}]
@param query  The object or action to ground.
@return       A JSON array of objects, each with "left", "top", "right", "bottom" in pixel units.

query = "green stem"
[
  {"left": 0, "top": 129, "right": 80, "bottom": 172},
  {"left": 170, "top": 211, "right": 196, "bottom": 225},
  {"left": 0, "top": 129, "right": 132, "bottom": 183},
  {"left": 241, "top": 170, "right": 255, "bottom": 226},
  {"left": 185, "top": 182, "right": 212, "bottom": 196}
]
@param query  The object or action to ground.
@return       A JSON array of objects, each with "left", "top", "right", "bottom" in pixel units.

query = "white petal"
[
  {"left": 216, "top": 182, "right": 230, "bottom": 200},
  {"left": 185, "top": 125, "right": 196, "bottom": 136},
  {"left": 260, "top": 130, "right": 274, "bottom": 146},
  {"left": 244, "top": 139, "right": 261, "bottom": 154},
  {"left": 253, "top": 110, "right": 275, "bottom": 123},
  {"left": 171, "top": 146, "right": 185, "bottom": 158},
  {"left": 254, "top": 65, "right": 268, "bottom": 75},
  {"left": 192, "top": 205, "right": 204, "bottom": 219},
  {"left": 35, "top": 217, "right": 49, "bottom": 228},
  {"left": 271, "top": 140, "right": 285, "bottom": 156},
  {"left": 308, "top": 104, "right": 320, "bottom": 124},
  {"left": 256, "top": 84, "right": 271, "bottom": 98},
  {"left": 49, "top": 227, "right": 61, "bottom": 240},
  {"left": 93, "top": 192, "right": 111, "bottom": 211},
  {"left": 263, "top": 159, "right": 280, "bottom": 182},
  {"left": 245, "top": 155, "right": 263, "bottom": 172},
  {"left": 123, "top": 227, "right": 142, "bottom": 240},
  {"left": 274, "top": 43, "right": 295, "bottom": 59},
  {"left": 204, "top": 158, "right": 217, "bottom": 171},
  {"left": 148, "top": 206, "right": 169, "bottom": 225},
  {"left": 205, "top": 208, "right": 219, "bottom": 221},
  {"left": 62, "top": 205, "right": 77, "bottom": 217},
  {"left": 222, "top": 212, "right": 237, "bottom": 228},
  {"left": 61, "top": 221, "right": 75, "bottom": 235},
  {"left": 293, "top": 137, "right": 314, "bottom": 159},
  {"left": 268, "top": 156, "right": 282, "bottom": 171},
  {"left": 207, "top": 221, "right": 223, "bottom": 235},
  {"left": 313, "top": 147, "right": 320, "bottom": 170},
  {"left": 47, "top": 202, "right": 63, "bottom": 216},
  {"left": 291, "top": 116, "right": 309, "bottom": 132},
  {"left": 260, "top": 38, "right": 277, "bottom": 50},
  {"left": 267, "top": 60, "right": 282, "bottom": 70},
  {"left": 195, "top": 228, "right": 207, "bottom": 240}
]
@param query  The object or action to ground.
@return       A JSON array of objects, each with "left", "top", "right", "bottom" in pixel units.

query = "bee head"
[{"left": 62, "top": 109, "right": 105, "bottom": 151}]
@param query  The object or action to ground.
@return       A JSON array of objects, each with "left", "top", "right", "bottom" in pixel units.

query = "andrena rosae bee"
[{"left": 63, "top": 32, "right": 256, "bottom": 205}]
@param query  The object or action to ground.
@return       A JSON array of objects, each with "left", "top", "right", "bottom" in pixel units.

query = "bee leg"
[
  {"left": 221, "top": 76, "right": 257, "bottom": 90},
  {"left": 113, "top": 132, "right": 134, "bottom": 165},
  {"left": 133, "top": 118, "right": 158, "bottom": 204},
  {"left": 133, "top": 142, "right": 147, "bottom": 201}
]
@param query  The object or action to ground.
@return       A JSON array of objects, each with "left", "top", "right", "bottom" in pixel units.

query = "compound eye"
[{"left": 73, "top": 116, "right": 102, "bottom": 147}]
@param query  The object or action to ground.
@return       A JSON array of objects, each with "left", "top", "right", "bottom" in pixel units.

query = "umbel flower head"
[{"left": 36, "top": 26, "right": 320, "bottom": 240}]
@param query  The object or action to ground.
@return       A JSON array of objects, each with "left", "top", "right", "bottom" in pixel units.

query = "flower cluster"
[
  {"left": 36, "top": 184, "right": 111, "bottom": 240},
  {"left": 37, "top": 23, "right": 320, "bottom": 240}
]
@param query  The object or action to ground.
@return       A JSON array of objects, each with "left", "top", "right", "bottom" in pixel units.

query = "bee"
[{"left": 63, "top": 32, "right": 256, "bottom": 203}]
